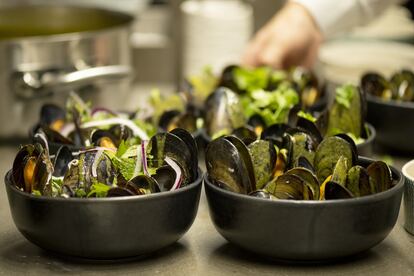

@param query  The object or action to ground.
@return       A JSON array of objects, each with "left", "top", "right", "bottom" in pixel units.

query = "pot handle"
[{"left": 12, "top": 65, "right": 132, "bottom": 99}]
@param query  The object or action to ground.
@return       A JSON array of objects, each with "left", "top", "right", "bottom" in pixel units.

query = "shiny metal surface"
[{"left": 0, "top": 5, "right": 134, "bottom": 138}]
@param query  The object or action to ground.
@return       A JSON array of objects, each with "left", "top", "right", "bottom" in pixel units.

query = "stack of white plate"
[{"left": 180, "top": 0, "right": 253, "bottom": 77}]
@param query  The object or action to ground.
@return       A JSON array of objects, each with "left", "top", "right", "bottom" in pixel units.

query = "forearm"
[{"left": 292, "top": 0, "right": 405, "bottom": 38}]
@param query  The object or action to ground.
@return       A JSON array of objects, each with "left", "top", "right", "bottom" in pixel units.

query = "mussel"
[
  {"left": 12, "top": 144, "right": 53, "bottom": 195},
  {"left": 204, "top": 87, "right": 245, "bottom": 138},
  {"left": 206, "top": 131, "right": 394, "bottom": 201}
]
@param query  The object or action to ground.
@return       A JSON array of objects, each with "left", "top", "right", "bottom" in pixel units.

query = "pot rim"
[
  {"left": 204, "top": 157, "right": 404, "bottom": 206},
  {"left": 0, "top": 4, "right": 134, "bottom": 45},
  {"left": 4, "top": 168, "right": 203, "bottom": 203}
]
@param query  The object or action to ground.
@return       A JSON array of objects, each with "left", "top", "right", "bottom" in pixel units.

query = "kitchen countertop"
[{"left": 0, "top": 144, "right": 414, "bottom": 275}]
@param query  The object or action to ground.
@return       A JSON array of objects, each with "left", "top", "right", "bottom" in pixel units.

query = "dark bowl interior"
[
  {"left": 4, "top": 169, "right": 202, "bottom": 259},
  {"left": 204, "top": 157, "right": 404, "bottom": 261},
  {"left": 367, "top": 94, "right": 414, "bottom": 153}
]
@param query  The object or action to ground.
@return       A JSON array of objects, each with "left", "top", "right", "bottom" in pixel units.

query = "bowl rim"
[
  {"left": 204, "top": 157, "right": 403, "bottom": 206},
  {"left": 366, "top": 93, "right": 414, "bottom": 109},
  {"left": 358, "top": 122, "right": 376, "bottom": 147},
  {"left": 4, "top": 168, "right": 202, "bottom": 203},
  {"left": 402, "top": 160, "right": 414, "bottom": 182}
]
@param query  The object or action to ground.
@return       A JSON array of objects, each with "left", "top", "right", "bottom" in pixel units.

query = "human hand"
[{"left": 242, "top": 1, "right": 323, "bottom": 69}]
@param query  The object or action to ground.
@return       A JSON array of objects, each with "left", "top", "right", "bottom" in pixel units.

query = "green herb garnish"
[
  {"left": 87, "top": 182, "right": 111, "bottom": 198},
  {"left": 234, "top": 67, "right": 270, "bottom": 92},
  {"left": 297, "top": 111, "right": 317, "bottom": 123},
  {"left": 335, "top": 84, "right": 356, "bottom": 109}
]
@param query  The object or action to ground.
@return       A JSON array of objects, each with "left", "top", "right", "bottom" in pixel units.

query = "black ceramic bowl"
[
  {"left": 367, "top": 94, "right": 414, "bottom": 153},
  {"left": 204, "top": 158, "right": 403, "bottom": 261},
  {"left": 5, "top": 169, "right": 202, "bottom": 259}
]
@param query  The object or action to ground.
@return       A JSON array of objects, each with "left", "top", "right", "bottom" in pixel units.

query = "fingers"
[
  {"left": 242, "top": 29, "right": 286, "bottom": 69},
  {"left": 241, "top": 28, "right": 270, "bottom": 67},
  {"left": 240, "top": 1, "right": 323, "bottom": 70}
]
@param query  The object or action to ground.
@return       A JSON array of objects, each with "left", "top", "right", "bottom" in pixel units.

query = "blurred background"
[
  {"left": 1, "top": 0, "right": 413, "bottom": 90},
  {"left": 0, "top": 0, "right": 413, "bottom": 137}
]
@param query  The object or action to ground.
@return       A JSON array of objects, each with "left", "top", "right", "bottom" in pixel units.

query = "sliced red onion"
[
  {"left": 60, "top": 123, "right": 75, "bottom": 137},
  {"left": 82, "top": 118, "right": 149, "bottom": 140},
  {"left": 141, "top": 140, "right": 149, "bottom": 176},
  {"left": 165, "top": 156, "right": 182, "bottom": 191},
  {"left": 91, "top": 149, "right": 104, "bottom": 178},
  {"left": 72, "top": 146, "right": 116, "bottom": 156},
  {"left": 34, "top": 131, "right": 49, "bottom": 155},
  {"left": 60, "top": 118, "right": 149, "bottom": 140}
]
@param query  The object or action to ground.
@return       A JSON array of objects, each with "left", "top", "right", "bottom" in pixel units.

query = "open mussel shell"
[
  {"left": 91, "top": 129, "right": 118, "bottom": 149},
  {"left": 367, "top": 161, "right": 393, "bottom": 194},
  {"left": 296, "top": 156, "right": 315, "bottom": 172},
  {"left": 284, "top": 129, "right": 318, "bottom": 169},
  {"left": 219, "top": 65, "right": 241, "bottom": 93},
  {"left": 40, "top": 103, "right": 66, "bottom": 131},
  {"left": 249, "top": 189, "right": 274, "bottom": 199},
  {"left": 290, "top": 67, "right": 322, "bottom": 108},
  {"left": 12, "top": 144, "right": 49, "bottom": 194},
  {"left": 159, "top": 110, "right": 181, "bottom": 130},
  {"left": 109, "top": 124, "right": 133, "bottom": 142},
  {"left": 53, "top": 146, "right": 73, "bottom": 177},
  {"left": 389, "top": 69, "right": 414, "bottom": 101},
  {"left": 331, "top": 156, "right": 350, "bottom": 186},
  {"left": 274, "top": 150, "right": 288, "bottom": 178},
  {"left": 324, "top": 181, "right": 354, "bottom": 200},
  {"left": 152, "top": 165, "right": 176, "bottom": 192},
  {"left": 248, "top": 140, "right": 276, "bottom": 190},
  {"left": 247, "top": 114, "right": 266, "bottom": 136},
  {"left": 360, "top": 72, "right": 391, "bottom": 98},
  {"left": 260, "top": 123, "right": 289, "bottom": 148},
  {"left": 63, "top": 151, "right": 115, "bottom": 194},
  {"left": 204, "top": 87, "right": 245, "bottom": 137},
  {"left": 170, "top": 128, "right": 198, "bottom": 179},
  {"left": 334, "top": 134, "right": 358, "bottom": 163},
  {"left": 107, "top": 187, "right": 136, "bottom": 197},
  {"left": 266, "top": 174, "right": 313, "bottom": 200},
  {"left": 327, "top": 85, "right": 364, "bottom": 138},
  {"left": 127, "top": 175, "right": 161, "bottom": 195},
  {"left": 159, "top": 110, "right": 198, "bottom": 133},
  {"left": 205, "top": 136, "right": 255, "bottom": 194},
  {"left": 314, "top": 136, "right": 356, "bottom": 183},
  {"left": 224, "top": 135, "right": 257, "bottom": 190},
  {"left": 147, "top": 130, "right": 195, "bottom": 185},
  {"left": 232, "top": 126, "right": 258, "bottom": 146},
  {"left": 34, "top": 124, "right": 73, "bottom": 145},
  {"left": 346, "top": 165, "right": 371, "bottom": 197},
  {"left": 285, "top": 167, "right": 320, "bottom": 200},
  {"left": 296, "top": 117, "right": 323, "bottom": 144}
]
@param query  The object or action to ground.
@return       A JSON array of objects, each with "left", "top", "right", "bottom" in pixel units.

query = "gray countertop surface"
[{"left": 0, "top": 145, "right": 414, "bottom": 275}]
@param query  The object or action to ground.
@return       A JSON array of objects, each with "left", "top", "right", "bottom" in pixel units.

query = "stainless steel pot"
[{"left": 0, "top": 5, "right": 134, "bottom": 138}]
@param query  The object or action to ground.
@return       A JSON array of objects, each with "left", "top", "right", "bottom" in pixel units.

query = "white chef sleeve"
[{"left": 292, "top": 0, "right": 405, "bottom": 38}]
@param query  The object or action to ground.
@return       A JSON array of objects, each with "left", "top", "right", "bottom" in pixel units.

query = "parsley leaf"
[
  {"left": 335, "top": 84, "right": 356, "bottom": 109},
  {"left": 87, "top": 182, "right": 111, "bottom": 198},
  {"left": 234, "top": 67, "right": 270, "bottom": 92},
  {"left": 297, "top": 111, "right": 317, "bottom": 123}
]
